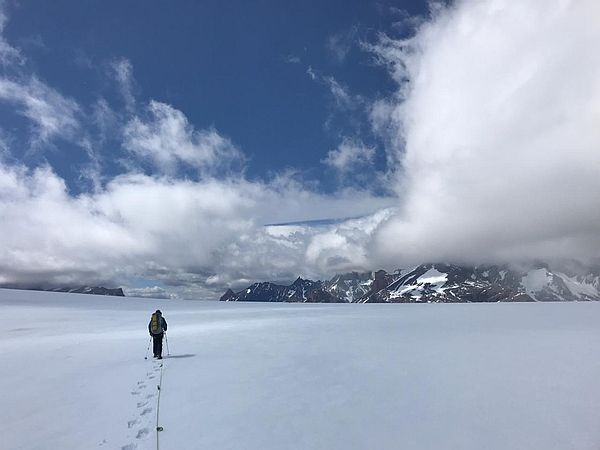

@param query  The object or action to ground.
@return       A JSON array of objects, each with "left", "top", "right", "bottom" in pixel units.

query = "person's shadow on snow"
[{"left": 162, "top": 354, "right": 196, "bottom": 359}]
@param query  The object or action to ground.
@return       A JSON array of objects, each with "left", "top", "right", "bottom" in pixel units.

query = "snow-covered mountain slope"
[
  {"left": 521, "top": 268, "right": 600, "bottom": 301},
  {"left": 222, "top": 264, "right": 600, "bottom": 303},
  {"left": 4, "top": 288, "right": 600, "bottom": 450},
  {"left": 322, "top": 271, "right": 373, "bottom": 302},
  {"left": 359, "top": 264, "right": 600, "bottom": 303}
]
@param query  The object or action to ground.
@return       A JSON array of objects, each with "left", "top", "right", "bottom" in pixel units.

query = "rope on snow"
[{"left": 155, "top": 360, "right": 165, "bottom": 450}]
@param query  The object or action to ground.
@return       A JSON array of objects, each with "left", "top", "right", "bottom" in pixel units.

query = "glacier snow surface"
[{"left": 2, "top": 288, "right": 600, "bottom": 449}]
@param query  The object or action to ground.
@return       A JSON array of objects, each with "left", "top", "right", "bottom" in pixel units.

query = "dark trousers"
[{"left": 152, "top": 333, "right": 163, "bottom": 357}]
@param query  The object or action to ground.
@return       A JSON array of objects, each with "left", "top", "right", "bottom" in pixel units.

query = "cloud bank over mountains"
[
  {"left": 1, "top": 0, "right": 599, "bottom": 298},
  {"left": 370, "top": 0, "right": 600, "bottom": 267}
]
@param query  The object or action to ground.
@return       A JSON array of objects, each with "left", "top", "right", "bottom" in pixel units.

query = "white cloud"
[
  {"left": 367, "top": 0, "right": 600, "bottom": 267},
  {"left": 324, "top": 76, "right": 356, "bottom": 109},
  {"left": 327, "top": 26, "right": 359, "bottom": 63},
  {"left": 388, "top": 7, "right": 427, "bottom": 37},
  {"left": 0, "top": 4, "right": 89, "bottom": 157},
  {"left": 0, "top": 164, "right": 144, "bottom": 287},
  {"left": 0, "top": 7, "right": 23, "bottom": 65},
  {"left": 0, "top": 77, "right": 81, "bottom": 144},
  {"left": 0, "top": 161, "right": 395, "bottom": 297},
  {"left": 92, "top": 98, "right": 119, "bottom": 144},
  {"left": 306, "top": 66, "right": 361, "bottom": 110},
  {"left": 304, "top": 209, "right": 394, "bottom": 275},
  {"left": 322, "top": 139, "right": 375, "bottom": 174},
  {"left": 110, "top": 57, "right": 135, "bottom": 112},
  {"left": 123, "top": 100, "right": 244, "bottom": 176},
  {"left": 283, "top": 54, "right": 301, "bottom": 64},
  {"left": 0, "top": 75, "right": 100, "bottom": 188}
]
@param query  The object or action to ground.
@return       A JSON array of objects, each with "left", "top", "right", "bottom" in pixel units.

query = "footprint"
[
  {"left": 136, "top": 428, "right": 149, "bottom": 439},
  {"left": 121, "top": 444, "right": 136, "bottom": 450},
  {"left": 145, "top": 393, "right": 155, "bottom": 399},
  {"left": 127, "top": 419, "right": 139, "bottom": 429},
  {"left": 140, "top": 407, "right": 152, "bottom": 416},
  {"left": 130, "top": 391, "right": 140, "bottom": 396},
  {"left": 136, "top": 401, "right": 148, "bottom": 408},
  {"left": 148, "top": 374, "right": 156, "bottom": 380}
]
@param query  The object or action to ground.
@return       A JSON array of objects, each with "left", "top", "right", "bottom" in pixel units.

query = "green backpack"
[{"left": 150, "top": 312, "right": 162, "bottom": 335}]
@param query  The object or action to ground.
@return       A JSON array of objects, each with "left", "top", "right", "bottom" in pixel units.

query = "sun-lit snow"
[
  {"left": 417, "top": 268, "right": 448, "bottom": 287},
  {"left": 3, "top": 288, "right": 600, "bottom": 450},
  {"left": 389, "top": 268, "right": 448, "bottom": 300},
  {"left": 556, "top": 272, "right": 600, "bottom": 299}
]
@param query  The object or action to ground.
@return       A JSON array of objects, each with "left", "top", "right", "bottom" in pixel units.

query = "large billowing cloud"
[
  {"left": 370, "top": 0, "right": 600, "bottom": 267},
  {"left": 0, "top": 161, "right": 393, "bottom": 296}
]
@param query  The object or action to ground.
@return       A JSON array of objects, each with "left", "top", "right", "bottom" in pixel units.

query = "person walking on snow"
[{"left": 149, "top": 310, "right": 167, "bottom": 359}]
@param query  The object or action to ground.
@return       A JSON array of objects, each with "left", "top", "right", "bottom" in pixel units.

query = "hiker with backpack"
[{"left": 148, "top": 310, "right": 168, "bottom": 359}]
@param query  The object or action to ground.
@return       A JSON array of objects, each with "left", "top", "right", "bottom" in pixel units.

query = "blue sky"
[
  {"left": 2, "top": 0, "right": 425, "bottom": 194},
  {"left": 1, "top": 0, "right": 598, "bottom": 299}
]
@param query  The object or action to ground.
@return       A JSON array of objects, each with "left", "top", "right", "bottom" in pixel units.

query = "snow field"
[{"left": 2, "top": 288, "right": 600, "bottom": 449}]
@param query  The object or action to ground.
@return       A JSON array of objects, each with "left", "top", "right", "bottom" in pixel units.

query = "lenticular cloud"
[{"left": 371, "top": 0, "right": 600, "bottom": 267}]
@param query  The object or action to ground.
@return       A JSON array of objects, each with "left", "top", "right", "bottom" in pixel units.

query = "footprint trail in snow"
[{"left": 121, "top": 360, "right": 162, "bottom": 450}]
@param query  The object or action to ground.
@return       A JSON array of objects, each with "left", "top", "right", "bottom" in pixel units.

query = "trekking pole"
[
  {"left": 165, "top": 332, "right": 170, "bottom": 356},
  {"left": 144, "top": 337, "right": 152, "bottom": 360}
]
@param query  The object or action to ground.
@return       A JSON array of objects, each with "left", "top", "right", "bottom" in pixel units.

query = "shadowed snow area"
[{"left": 2, "top": 289, "right": 600, "bottom": 449}]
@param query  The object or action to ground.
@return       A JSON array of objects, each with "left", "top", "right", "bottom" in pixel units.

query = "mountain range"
[
  {"left": 2, "top": 286, "right": 125, "bottom": 297},
  {"left": 220, "top": 263, "right": 600, "bottom": 303}
]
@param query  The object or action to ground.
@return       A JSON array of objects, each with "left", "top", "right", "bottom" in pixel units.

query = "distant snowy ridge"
[
  {"left": 221, "top": 264, "right": 600, "bottom": 303},
  {"left": 2, "top": 285, "right": 125, "bottom": 297},
  {"left": 220, "top": 277, "right": 344, "bottom": 303}
]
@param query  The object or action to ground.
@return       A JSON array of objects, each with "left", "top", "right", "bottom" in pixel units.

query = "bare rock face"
[
  {"left": 219, "top": 289, "right": 236, "bottom": 302},
  {"left": 68, "top": 287, "right": 125, "bottom": 296},
  {"left": 372, "top": 270, "right": 389, "bottom": 293},
  {"left": 219, "top": 277, "right": 345, "bottom": 303}
]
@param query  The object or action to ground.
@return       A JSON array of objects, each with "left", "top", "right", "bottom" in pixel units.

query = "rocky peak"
[{"left": 219, "top": 289, "right": 236, "bottom": 302}]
